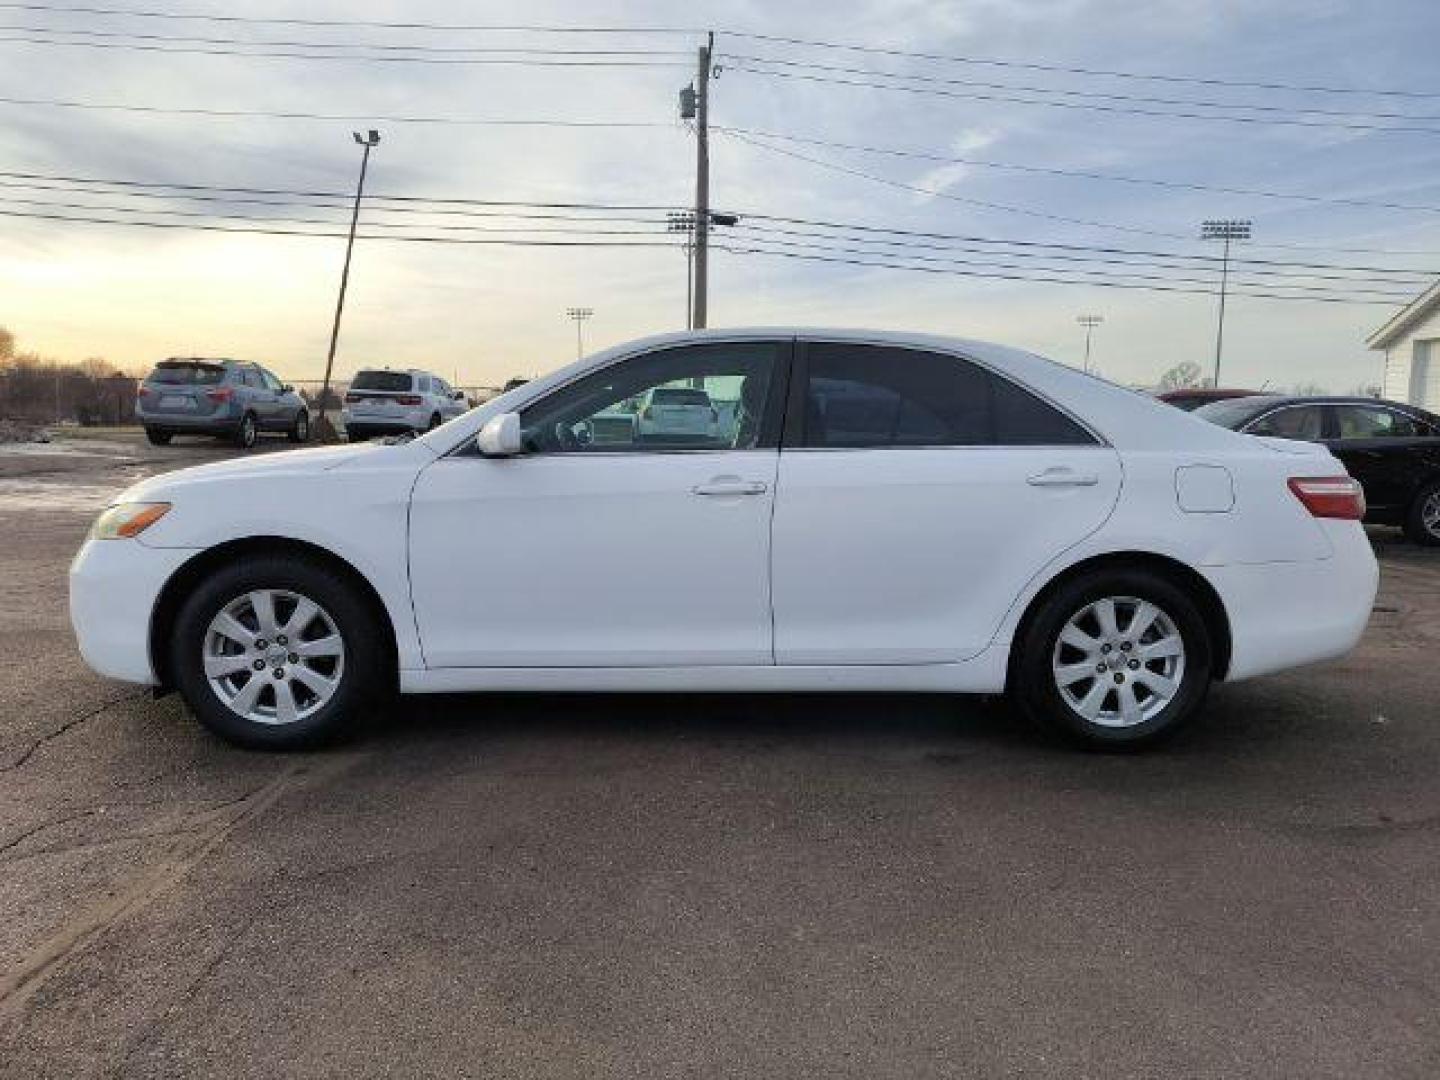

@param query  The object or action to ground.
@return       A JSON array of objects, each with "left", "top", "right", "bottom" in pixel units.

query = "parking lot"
[{"left": 1, "top": 431, "right": 1437, "bottom": 1078}]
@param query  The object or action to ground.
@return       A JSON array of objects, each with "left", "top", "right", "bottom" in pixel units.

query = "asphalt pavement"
[{"left": 1, "top": 431, "right": 1436, "bottom": 1078}]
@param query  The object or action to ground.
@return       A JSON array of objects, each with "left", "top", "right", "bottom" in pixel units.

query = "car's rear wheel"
[
  {"left": 233, "top": 412, "right": 258, "bottom": 450},
  {"left": 170, "top": 556, "right": 386, "bottom": 749},
  {"left": 1011, "top": 569, "right": 1212, "bottom": 749},
  {"left": 288, "top": 409, "right": 310, "bottom": 443},
  {"left": 427, "top": 412, "right": 442, "bottom": 431},
  {"left": 144, "top": 427, "right": 172, "bottom": 446},
  {"left": 1403, "top": 481, "right": 1440, "bottom": 546}
]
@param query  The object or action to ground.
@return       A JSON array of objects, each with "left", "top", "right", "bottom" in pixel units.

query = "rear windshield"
[
  {"left": 351, "top": 371, "right": 413, "bottom": 392},
  {"left": 651, "top": 388, "right": 711, "bottom": 406},
  {"left": 1192, "top": 396, "right": 1277, "bottom": 429},
  {"left": 148, "top": 361, "right": 225, "bottom": 386}
]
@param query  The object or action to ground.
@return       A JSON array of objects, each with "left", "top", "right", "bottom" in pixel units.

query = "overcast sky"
[{"left": 2, "top": 0, "right": 1438, "bottom": 389}]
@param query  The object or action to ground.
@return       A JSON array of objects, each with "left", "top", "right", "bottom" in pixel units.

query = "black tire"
[
  {"left": 145, "top": 427, "right": 172, "bottom": 446},
  {"left": 427, "top": 412, "right": 442, "bottom": 431},
  {"left": 234, "top": 412, "right": 258, "bottom": 450},
  {"left": 288, "top": 409, "right": 310, "bottom": 443},
  {"left": 170, "top": 555, "right": 387, "bottom": 750},
  {"left": 1010, "top": 568, "right": 1213, "bottom": 750},
  {"left": 1402, "top": 480, "right": 1440, "bottom": 546}
]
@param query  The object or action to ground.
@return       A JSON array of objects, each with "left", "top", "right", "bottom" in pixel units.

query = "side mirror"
[
  {"left": 476, "top": 412, "right": 523, "bottom": 457},
  {"left": 453, "top": 390, "right": 467, "bottom": 402}
]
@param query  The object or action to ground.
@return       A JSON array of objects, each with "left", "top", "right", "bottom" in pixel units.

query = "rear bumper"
[
  {"left": 69, "top": 536, "right": 196, "bottom": 685},
  {"left": 1205, "top": 522, "right": 1378, "bottom": 681}
]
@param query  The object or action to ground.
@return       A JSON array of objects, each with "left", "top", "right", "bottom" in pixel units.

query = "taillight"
[
  {"left": 1288, "top": 476, "right": 1365, "bottom": 520},
  {"left": 396, "top": 394, "right": 422, "bottom": 406},
  {"left": 137, "top": 385, "right": 152, "bottom": 398},
  {"left": 344, "top": 393, "right": 360, "bottom": 404},
  {"left": 206, "top": 387, "right": 234, "bottom": 403}
]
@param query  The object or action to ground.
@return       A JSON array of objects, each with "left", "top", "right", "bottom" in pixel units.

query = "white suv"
[{"left": 343, "top": 369, "right": 467, "bottom": 440}]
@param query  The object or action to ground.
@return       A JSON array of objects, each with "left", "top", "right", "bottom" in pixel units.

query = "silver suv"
[
  {"left": 136, "top": 358, "right": 309, "bottom": 449},
  {"left": 342, "top": 369, "right": 468, "bottom": 440}
]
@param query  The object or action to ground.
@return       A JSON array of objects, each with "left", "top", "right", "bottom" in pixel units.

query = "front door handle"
[
  {"left": 1027, "top": 468, "right": 1099, "bottom": 488},
  {"left": 693, "top": 478, "right": 768, "bottom": 497}
]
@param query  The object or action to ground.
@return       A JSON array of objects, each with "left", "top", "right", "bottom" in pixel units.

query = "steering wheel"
[{"left": 552, "top": 420, "right": 594, "bottom": 450}]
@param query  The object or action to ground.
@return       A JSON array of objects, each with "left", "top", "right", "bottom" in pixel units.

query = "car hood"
[{"left": 115, "top": 440, "right": 432, "bottom": 504}]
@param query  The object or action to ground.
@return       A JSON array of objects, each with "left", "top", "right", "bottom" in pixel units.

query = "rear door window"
[
  {"left": 796, "top": 344, "right": 1095, "bottom": 448},
  {"left": 351, "top": 371, "right": 413, "bottom": 393},
  {"left": 1245, "top": 406, "right": 1325, "bottom": 440},
  {"left": 149, "top": 361, "right": 225, "bottom": 386}
]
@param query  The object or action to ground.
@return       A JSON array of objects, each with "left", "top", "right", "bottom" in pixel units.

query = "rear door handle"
[
  {"left": 1027, "top": 468, "right": 1099, "bottom": 488},
  {"left": 693, "top": 478, "right": 768, "bottom": 497}
]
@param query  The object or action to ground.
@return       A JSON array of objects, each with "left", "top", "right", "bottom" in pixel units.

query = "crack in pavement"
[
  {"left": 0, "top": 809, "right": 99, "bottom": 857},
  {"left": 0, "top": 759, "right": 342, "bottom": 1018},
  {"left": 0, "top": 690, "right": 151, "bottom": 772}
]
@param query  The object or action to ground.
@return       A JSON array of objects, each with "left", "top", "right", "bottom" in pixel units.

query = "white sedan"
[{"left": 70, "top": 330, "right": 1378, "bottom": 750}]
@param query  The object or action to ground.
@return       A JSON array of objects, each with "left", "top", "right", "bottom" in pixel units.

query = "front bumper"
[{"left": 69, "top": 536, "right": 196, "bottom": 684}]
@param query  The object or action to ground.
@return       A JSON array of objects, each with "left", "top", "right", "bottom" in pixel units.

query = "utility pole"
[
  {"left": 566, "top": 307, "right": 594, "bottom": 359},
  {"left": 1076, "top": 315, "right": 1104, "bottom": 374},
  {"left": 1200, "top": 219, "right": 1251, "bottom": 388},
  {"left": 316, "top": 129, "right": 380, "bottom": 440},
  {"left": 692, "top": 32, "right": 713, "bottom": 330}
]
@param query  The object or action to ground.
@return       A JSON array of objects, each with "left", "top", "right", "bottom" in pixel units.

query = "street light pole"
[
  {"left": 317, "top": 129, "right": 380, "bottom": 439},
  {"left": 566, "top": 307, "right": 594, "bottom": 360},
  {"left": 1200, "top": 219, "right": 1251, "bottom": 388},
  {"left": 1076, "top": 315, "right": 1104, "bottom": 374}
]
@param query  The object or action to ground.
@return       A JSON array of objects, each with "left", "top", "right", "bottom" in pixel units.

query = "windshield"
[
  {"left": 1192, "top": 396, "right": 1277, "bottom": 429},
  {"left": 148, "top": 361, "right": 225, "bottom": 386},
  {"left": 351, "top": 371, "right": 413, "bottom": 392}
]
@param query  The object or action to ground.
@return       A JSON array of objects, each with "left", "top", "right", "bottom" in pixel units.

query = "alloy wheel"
[
  {"left": 1424, "top": 491, "right": 1440, "bottom": 539},
  {"left": 1051, "top": 595, "right": 1186, "bottom": 728},
  {"left": 203, "top": 589, "right": 345, "bottom": 725}
]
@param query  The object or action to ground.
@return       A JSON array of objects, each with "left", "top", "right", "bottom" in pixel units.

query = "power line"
[
  {"left": 0, "top": 33, "right": 691, "bottom": 65},
  {"left": 0, "top": 22, "right": 693, "bottom": 56},
  {"left": 0, "top": 3, "right": 703, "bottom": 36},
  {"left": 722, "top": 53, "right": 1440, "bottom": 126},
  {"left": 0, "top": 94, "right": 674, "bottom": 129},
  {"left": 1, "top": 5, "right": 1429, "bottom": 101},
  {"left": 3, "top": 165, "right": 1435, "bottom": 273},
  {"left": 716, "top": 126, "right": 1440, "bottom": 215},
  {"left": 719, "top": 30, "right": 1440, "bottom": 101},
  {"left": 722, "top": 60, "right": 1440, "bottom": 136},
  {"left": 714, "top": 242, "right": 1405, "bottom": 305}
]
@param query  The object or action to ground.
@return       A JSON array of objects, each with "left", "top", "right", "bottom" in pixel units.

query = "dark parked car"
[
  {"left": 136, "top": 358, "right": 310, "bottom": 449},
  {"left": 1156, "top": 387, "right": 1269, "bottom": 411},
  {"left": 1195, "top": 395, "right": 1440, "bottom": 545}
]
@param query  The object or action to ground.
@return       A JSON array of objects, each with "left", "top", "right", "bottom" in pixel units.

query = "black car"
[{"left": 1195, "top": 395, "right": 1440, "bottom": 545}]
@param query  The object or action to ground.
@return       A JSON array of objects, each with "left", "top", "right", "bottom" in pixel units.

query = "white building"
[{"left": 1369, "top": 281, "right": 1440, "bottom": 410}]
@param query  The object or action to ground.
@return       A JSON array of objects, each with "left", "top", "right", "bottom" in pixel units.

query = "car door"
[
  {"left": 1325, "top": 403, "right": 1437, "bottom": 516},
  {"left": 257, "top": 366, "right": 292, "bottom": 427},
  {"left": 407, "top": 339, "right": 790, "bottom": 668},
  {"left": 770, "top": 341, "right": 1122, "bottom": 665}
]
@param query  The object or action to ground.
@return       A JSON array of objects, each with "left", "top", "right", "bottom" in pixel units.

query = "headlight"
[{"left": 92, "top": 502, "right": 171, "bottom": 540}]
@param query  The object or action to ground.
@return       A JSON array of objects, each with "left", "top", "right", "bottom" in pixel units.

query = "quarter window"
[
  {"left": 1332, "top": 405, "right": 1429, "bottom": 439},
  {"left": 798, "top": 344, "right": 1094, "bottom": 448},
  {"left": 520, "top": 342, "right": 782, "bottom": 453}
]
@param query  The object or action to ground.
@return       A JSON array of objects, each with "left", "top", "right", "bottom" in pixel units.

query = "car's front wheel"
[
  {"left": 1403, "top": 480, "right": 1440, "bottom": 546},
  {"left": 170, "top": 556, "right": 387, "bottom": 749},
  {"left": 1011, "top": 569, "right": 1212, "bottom": 749}
]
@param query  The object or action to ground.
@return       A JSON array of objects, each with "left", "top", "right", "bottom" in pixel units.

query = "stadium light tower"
[
  {"left": 1076, "top": 315, "right": 1104, "bottom": 374},
  {"left": 1200, "top": 219, "right": 1252, "bottom": 388},
  {"left": 566, "top": 307, "right": 594, "bottom": 360}
]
